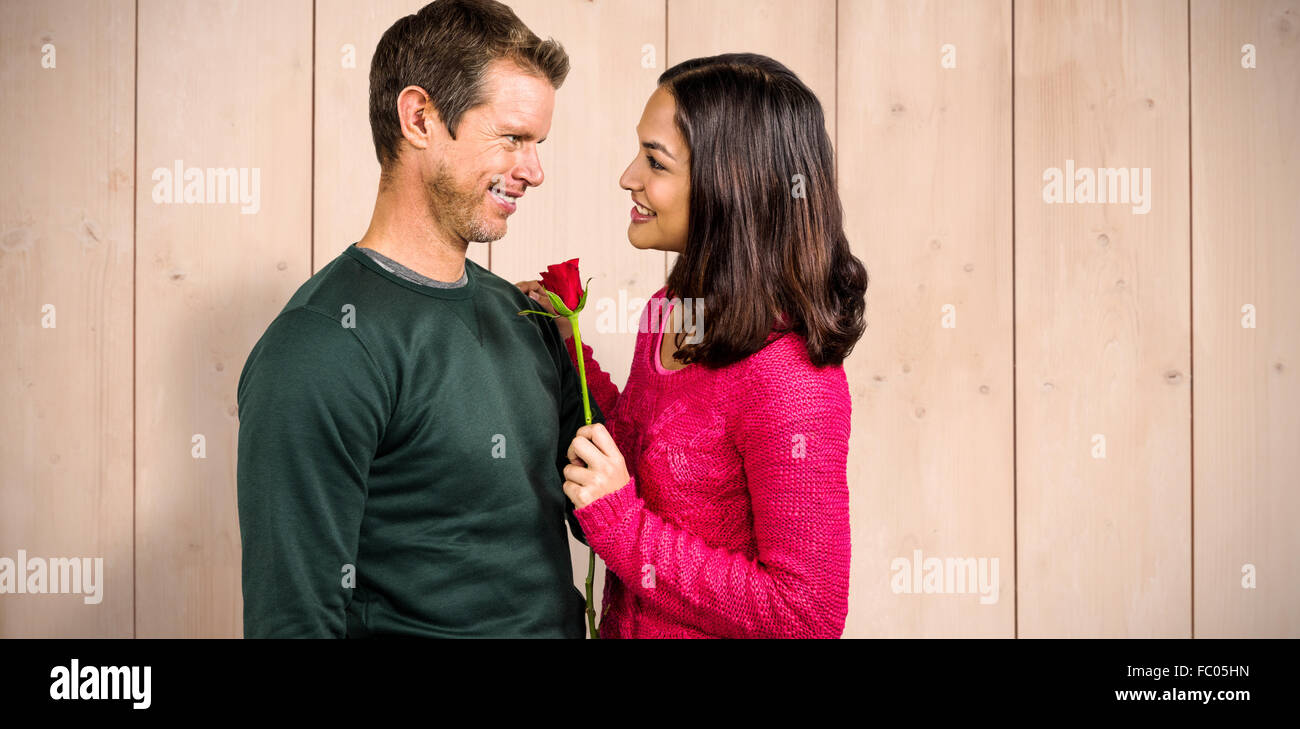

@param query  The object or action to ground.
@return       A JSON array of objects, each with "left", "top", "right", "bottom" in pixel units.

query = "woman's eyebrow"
[{"left": 641, "top": 140, "right": 676, "bottom": 161}]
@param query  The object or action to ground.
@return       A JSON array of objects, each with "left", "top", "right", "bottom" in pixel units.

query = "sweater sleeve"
[
  {"left": 564, "top": 336, "right": 621, "bottom": 426},
  {"left": 572, "top": 351, "right": 853, "bottom": 638},
  {"left": 236, "top": 307, "right": 391, "bottom": 638}
]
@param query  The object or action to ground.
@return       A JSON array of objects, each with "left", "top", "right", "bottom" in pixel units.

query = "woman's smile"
[{"left": 631, "top": 198, "right": 657, "bottom": 222}]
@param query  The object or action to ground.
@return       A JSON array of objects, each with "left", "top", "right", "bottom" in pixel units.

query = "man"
[{"left": 236, "top": 0, "right": 599, "bottom": 638}]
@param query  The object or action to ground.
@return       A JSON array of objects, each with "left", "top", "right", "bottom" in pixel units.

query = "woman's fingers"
[
  {"left": 567, "top": 433, "right": 604, "bottom": 468},
  {"left": 566, "top": 426, "right": 631, "bottom": 507},
  {"left": 563, "top": 462, "right": 593, "bottom": 487},
  {"left": 515, "top": 279, "right": 550, "bottom": 308},
  {"left": 576, "top": 423, "right": 621, "bottom": 462},
  {"left": 562, "top": 480, "right": 583, "bottom": 505}
]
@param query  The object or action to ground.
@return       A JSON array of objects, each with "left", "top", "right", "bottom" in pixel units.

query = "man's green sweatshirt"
[{"left": 236, "top": 242, "right": 601, "bottom": 638}]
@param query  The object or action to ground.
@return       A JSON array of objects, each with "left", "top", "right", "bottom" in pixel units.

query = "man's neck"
[{"left": 357, "top": 179, "right": 468, "bottom": 284}]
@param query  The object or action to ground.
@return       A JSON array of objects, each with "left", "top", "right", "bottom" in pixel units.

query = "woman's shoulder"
[
  {"left": 718, "top": 332, "right": 851, "bottom": 444},
  {"left": 750, "top": 330, "right": 844, "bottom": 372},
  {"left": 733, "top": 331, "right": 850, "bottom": 402}
]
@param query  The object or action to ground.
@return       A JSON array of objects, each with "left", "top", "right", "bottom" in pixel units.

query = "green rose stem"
[
  {"left": 519, "top": 278, "right": 599, "bottom": 639},
  {"left": 567, "top": 312, "right": 599, "bottom": 639},
  {"left": 569, "top": 312, "right": 593, "bottom": 426}
]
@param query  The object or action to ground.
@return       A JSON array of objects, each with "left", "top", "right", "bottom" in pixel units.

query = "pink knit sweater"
[{"left": 565, "top": 287, "right": 852, "bottom": 638}]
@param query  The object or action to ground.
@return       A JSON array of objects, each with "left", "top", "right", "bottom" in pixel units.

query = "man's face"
[{"left": 424, "top": 59, "right": 555, "bottom": 243}]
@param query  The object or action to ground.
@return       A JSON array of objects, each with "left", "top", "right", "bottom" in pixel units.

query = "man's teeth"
[
  {"left": 635, "top": 203, "right": 655, "bottom": 216},
  {"left": 490, "top": 188, "right": 517, "bottom": 204}
]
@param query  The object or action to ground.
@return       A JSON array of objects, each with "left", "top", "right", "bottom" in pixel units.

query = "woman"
[{"left": 518, "top": 53, "right": 868, "bottom": 638}]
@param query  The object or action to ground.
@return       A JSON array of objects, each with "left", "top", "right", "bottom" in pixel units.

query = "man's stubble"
[{"left": 425, "top": 157, "right": 506, "bottom": 245}]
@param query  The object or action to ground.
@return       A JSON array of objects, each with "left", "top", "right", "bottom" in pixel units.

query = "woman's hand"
[
  {"left": 514, "top": 279, "right": 573, "bottom": 340},
  {"left": 563, "top": 423, "right": 630, "bottom": 509}
]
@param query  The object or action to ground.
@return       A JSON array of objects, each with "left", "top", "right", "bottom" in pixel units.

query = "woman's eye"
[{"left": 646, "top": 154, "right": 664, "bottom": 170}]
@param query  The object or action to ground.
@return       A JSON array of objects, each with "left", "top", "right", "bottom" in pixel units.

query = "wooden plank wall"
[
  {"left": 1015, "top": 0, "right": 1192, "bottom": 637},
  {"left": 1, "top": 0, "right": 1295, "bottom": 638},
  {"left": 839, "top": 0, "right": 1014, "bottom": 638},
  {"left": 1190, "top": 0, "right": 1299, "bottom": 637},
  {"left": 133, "top": 0, "right": 313, "bottom": 637},
  {"left": 0, "top": 0, "right": 135, "bottom": 638}
]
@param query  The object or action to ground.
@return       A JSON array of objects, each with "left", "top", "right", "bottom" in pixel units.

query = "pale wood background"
[{"left": 2, "top": 0, "right": 1295, "bottom": 638}]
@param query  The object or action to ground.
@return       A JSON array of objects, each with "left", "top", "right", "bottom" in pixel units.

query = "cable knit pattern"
[{"left": 564, "top": 287, "right": 852, "bottom": 638}]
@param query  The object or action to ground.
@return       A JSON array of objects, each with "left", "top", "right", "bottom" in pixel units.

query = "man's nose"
[{"left": 516, "top": 144, "right": 543, "bottom": 187}]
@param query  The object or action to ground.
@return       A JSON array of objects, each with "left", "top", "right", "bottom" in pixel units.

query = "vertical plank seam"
[
  {"left": 132, "top": 0, "right": 139, "bottom": 640},
  {"left": 312, "top": 0, "right": 316, "bottom": 275},
  {"left": 1010, "top": 0, "right": 1019, "bottom": 640},
  {"left": 1187, "top": 0, "right": 1195, "bottom": 640},
  {"left": 663, "top": 0, "right": 670, "bottom": 283}
]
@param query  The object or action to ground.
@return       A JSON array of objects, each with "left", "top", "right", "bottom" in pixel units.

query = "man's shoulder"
[
  {"left": 469, "top": 259, "right": 557, "bottom": 333},
  {"left": 238, "top": 306, "right": 374, "bottom": 391},
  {"left": 278, "top": 245, "right": 385, "bottom": 316},
  {"left": 253, "top": 245, "right": 409, "bottom": 355},
  {"left": 467, "top": 258, "right": 531, "bottom": 306},
  {"left": 253, "top": 248, "right": 374, "bottom": 364},
  {"left": 234, "top": 302, "right": 396, "bottom": 429}
]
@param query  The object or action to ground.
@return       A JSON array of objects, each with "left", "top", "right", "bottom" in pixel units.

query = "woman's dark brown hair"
[
  {"left": 660, "top": 53, "right": 868, "bottom": 368},
  {"left": 368, "top": 0, "right": 570, "bottom": 169}
]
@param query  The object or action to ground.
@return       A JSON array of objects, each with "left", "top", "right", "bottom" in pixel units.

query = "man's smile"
[{"left": 489, "top": 182, "right": 521, "bottom": 213}]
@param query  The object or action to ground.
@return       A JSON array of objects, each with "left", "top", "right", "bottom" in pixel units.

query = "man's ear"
[{"left": 396, "top": 86, "right": 442, "bottom": 151}]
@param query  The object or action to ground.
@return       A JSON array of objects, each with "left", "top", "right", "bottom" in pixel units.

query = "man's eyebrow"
[{"left": 641, "top": 140, "right": 676, "bottom": 161}]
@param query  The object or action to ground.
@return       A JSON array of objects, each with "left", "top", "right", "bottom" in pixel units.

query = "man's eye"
[
  {"left": 646, "top": 154, "right": 664, "bottom": 170},
  {"left": 505, "top": 135, "right": 520, "bottom": 144}
]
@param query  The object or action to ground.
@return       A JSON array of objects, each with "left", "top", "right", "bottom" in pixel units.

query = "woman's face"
[{"left": 619, "top": 85, "right": 690, "bottom": 253}]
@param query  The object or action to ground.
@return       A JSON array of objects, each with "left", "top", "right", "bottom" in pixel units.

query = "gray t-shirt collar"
[{"left": 356, "top": 245, "right": 469, "bottom": 289}]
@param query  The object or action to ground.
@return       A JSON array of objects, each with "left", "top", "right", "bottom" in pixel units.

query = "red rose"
[{"left": 539, "top": 258, "right": 583, "bottom": 311}]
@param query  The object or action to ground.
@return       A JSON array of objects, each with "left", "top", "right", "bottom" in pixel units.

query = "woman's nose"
[{"left": 618, "top": 157, "right": 639, "bottom": 191}]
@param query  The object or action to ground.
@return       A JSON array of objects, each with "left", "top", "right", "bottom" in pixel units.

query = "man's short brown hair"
[{"left": 368, "top": 0, "right": 569, "bottom": 169}]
